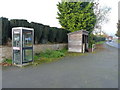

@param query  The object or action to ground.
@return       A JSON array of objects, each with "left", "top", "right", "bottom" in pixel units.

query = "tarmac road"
[
  {"left": 106, "top": 41, "right": 120, "bottom": 48},
  {"left": 2, "top": 44, "right": 118, "bottom": 88}
]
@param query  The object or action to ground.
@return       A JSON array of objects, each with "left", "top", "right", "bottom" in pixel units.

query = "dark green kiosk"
[{"left": 12, "top": 27, "right": 34, "bottom": 66}]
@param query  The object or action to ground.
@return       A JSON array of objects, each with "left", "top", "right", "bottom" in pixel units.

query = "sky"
[
  {"left": 0, "top": 0, "right": 119, "bottom": 36},
  {"left": 97, "top": 0, "right": 119, "bottom": 36}
]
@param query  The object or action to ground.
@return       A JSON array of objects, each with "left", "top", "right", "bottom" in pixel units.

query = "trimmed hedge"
[
  {"left": 0, "top": 17, "right": 69, "bottom": 45},
  {"left": 0, "top": 17, "right": 10, "bottom": 45},
  {"left": 93, "top": 35, "right": 106, "bottom": 42},
  {"left": 56, "top": 28, "right": 64, "bottom": 43},
  {"left": 48, "top": 27, "right": 58, "bottom": 43},
  {"left": 10, "top": 19, "right": 30, "bottom": 28},
  {"left": 62, "top": 29, "right": 69, "bottom": 43},
  {"left": 9, "top": 19, "right": 30, "bottom": 39},
  {"left": 31, "top": 22, "right": 44, "bottom": 44},
  {"left": 40, "top": 25, "right": 50, "bottom": 44}
]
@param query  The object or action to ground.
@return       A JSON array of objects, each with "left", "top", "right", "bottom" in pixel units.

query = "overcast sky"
[
  {"left": 98, "top": 0, "right": 119, "bottom": 36},
  {"left": 0, "top": 0, "right": 119, "bottom": 36}
]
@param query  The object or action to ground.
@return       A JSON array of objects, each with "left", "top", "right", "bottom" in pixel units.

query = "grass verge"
[
  {"left": 33, "top": 49, "right": 67, "bottom": 65},
  {"left": 0, "top": 59, "right": 12, "bottom": 66},
  {"left": 95, "top": 41, "right": 105, "bottom": 45},
  {"left": 116, "top": 39, "right": 120, "bottom": 43},
  {"left": 2, "top": 49, "right": 90, "bottom": 66}
]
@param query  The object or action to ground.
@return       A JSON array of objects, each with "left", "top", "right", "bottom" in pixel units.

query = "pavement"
[{"left": 2, "top": 44, "right": 118, "bottom": 88}]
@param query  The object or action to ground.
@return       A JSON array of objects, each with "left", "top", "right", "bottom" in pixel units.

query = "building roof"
[
  {"left": 67, "top": 30, "right": 89, "bottom": 35},
  {"left": 12, "top": 27, "right": 34, "bottom": 31}
]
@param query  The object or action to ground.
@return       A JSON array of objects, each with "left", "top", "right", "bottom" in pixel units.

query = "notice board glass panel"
[
  {"left": 13, "top": 30, "right": 21, "bottom": 47},
  {"left": 23, "top": 30, "right": 33, "bottom": 47},
  {"left": 13, "top": 50, "right": 21, "bottom": 64},
  {"left": 23, "top": 49, "right": 33, "bottom": 63}
]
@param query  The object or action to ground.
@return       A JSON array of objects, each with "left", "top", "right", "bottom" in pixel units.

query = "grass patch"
[
  {"left": 1, "top": 59, "right": 12, "bottom": 66},
  {"left": 33, "top": 49, "right": 67, "bottom": 65},
  {"left": 95, "top": 41, "right": 105, "bottom": 44},
  {"left": 40, "top": 49, "right": 66, "bottom": 58},
  {"left": 3, "top": 59, "right": 12, "bottom": 64},
  {"left": 2, "top": 49, "right": 89, "bottom": 66},
  {"left": 33, "top": 49, "right": 88, "bottom": 65},
  {"left": 116, "top": 39, "right": 120, "bottom": 43}
]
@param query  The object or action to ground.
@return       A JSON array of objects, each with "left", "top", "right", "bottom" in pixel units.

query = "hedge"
[
  {"left": 40, "top": 25, "right": 50, "bottom": 44},
  {"left": 0, "top": 17, "right": 10, "bottom": 45},
  {"left": 30, "top": 22, "right": 44, "bottom": 44},
  {"left": 93, "top": 35, "right": 106, "bottom": 42},
  {"left": 10, "top": 19, "right": 30, "bottom": 28},
  {"left": 55, "top": 28, "right": 65, "bottom": 43},
  {"left": 9, "top": 19, "right": 30, "bottom": 39},
  {"left": 48, "top": 27, "right": 58, "bottom": 43},
  {"left": 0, "top": 17, "right": 69, "bottom": 45},
  {"left": 61, "top": 28, "right": 69, "bottom": 43}
]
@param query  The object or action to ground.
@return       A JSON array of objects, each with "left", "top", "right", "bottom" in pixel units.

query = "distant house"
[
  {"left": 67, "top": 30, "right": 88, "bottom": 53},
  {"left": 107, "top": 36, "right": 113, "bottom": 42}
]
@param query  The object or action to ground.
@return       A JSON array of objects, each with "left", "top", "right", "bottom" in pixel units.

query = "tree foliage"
[
  {"left": 116, "top": 20, "right": 120, "bottom": 37},
  {"left": 93, "top": 1, "right": 111, "bottom": 35},
  {"left": 57, "top": 1, "right": 96, "bottom": 33},
  {"left": 94, "top": 5, "right": 111, "bottom": 25}
]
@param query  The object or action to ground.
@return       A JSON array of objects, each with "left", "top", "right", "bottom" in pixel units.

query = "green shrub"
[
  {"left": 9, "top": 19, "right": 30, "bottom": 39},
  {"left": 0, "top": 17, "right": 69, "bottom": 45},
  {"left": 41, "top": 25, "right": 50, "bottom": 44},
  {"left": 56, "top": 28, "right": 64, "bottom": 43},
  {"left": 93, "top": 35, "right": 106, "bottom": 42},
  {"left": 62, "top": 29, "right": 69, "bottom": 43},
  {"left": 3, "top": 58, "right": 12, "bottom": 64},
  {"left": 48, "top": 27, "right": 58, "bottom": 43},
  {"left": 10, "top": 19, "right": 30, "bottom": 28},
  {"left": 30, "top": 22, "right": 44, "bottom": 44},
  {"left": 0, "top": 17, "right": 10, "bottom": 45},
  {"left": 88, "top": 34, "right": 95, "bottom": 48}
]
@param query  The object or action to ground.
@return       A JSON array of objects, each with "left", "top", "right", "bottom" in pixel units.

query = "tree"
[
  {"left": 93, "top": 1, "right": 111, "bottom": 34},
  {"left": 94, "top": 5, "right": 111, "bottom": 25},
  {"left": 116, "top": 20, "right": 120, "bottom": 37},
  {"left": 57, "top": 1, "right": 96, "bottom": 33}
]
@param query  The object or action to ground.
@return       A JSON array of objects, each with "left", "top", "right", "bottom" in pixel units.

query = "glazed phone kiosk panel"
[{"left": 12, "top": 27, "right": 34, "bottom": 66}]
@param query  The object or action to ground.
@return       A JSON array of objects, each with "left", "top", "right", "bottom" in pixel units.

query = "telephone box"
[{"left": 12, "top": 27, "right": 34, "bottom": 66}]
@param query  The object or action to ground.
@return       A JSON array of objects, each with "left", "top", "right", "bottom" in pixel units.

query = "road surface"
[
  {"left": 2, "top": 44, "right": 118, "bottom": 88},
  {"left": 106, "top": 41, "right": 120, "bottom": 48}
]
